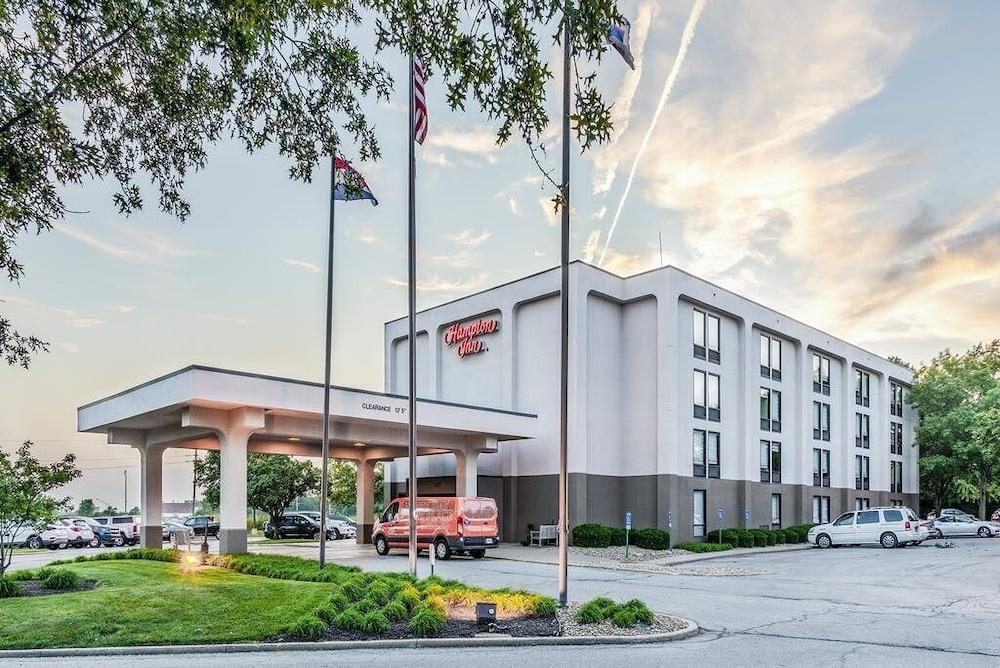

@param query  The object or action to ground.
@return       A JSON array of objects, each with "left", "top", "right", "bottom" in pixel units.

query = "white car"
[
  {"left": 808, "top": 507, "right": 921, "bottom": 549},
  {"left": 3, "top": 524, "right": 69, "bottom": 549},
  {"left": 294, "top": 512, "right": 357, "bottom": 540},
  {"left": 929, "top": 515, "right": 1000, "bottom": 539},
  {"left": 54, "top": 518, "right": 96, "bottom": 548}
]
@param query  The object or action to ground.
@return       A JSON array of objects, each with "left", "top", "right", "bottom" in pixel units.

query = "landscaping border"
[{"left": 0, "top": 618, "right": 699, "bottom": 659}]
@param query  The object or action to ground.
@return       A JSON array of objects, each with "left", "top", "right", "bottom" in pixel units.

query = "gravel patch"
[
  {"left": 556, "top": 604, "right": 688, "bottom": 637},
  {"left": 569, "top": 546, "right": 684, "bottom": 564}
]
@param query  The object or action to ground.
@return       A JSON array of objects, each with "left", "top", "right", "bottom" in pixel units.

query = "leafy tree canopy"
[
  {"left": 1, "top": 0, "right": 624, "bottom": 366},
  {"left": 76, "top": 498, "right": 96, "bottom": 516},
  {"left": 0, "top": 441, "right": 81, "bottom": 576},
  {"left": 329, "top": 459, "right": 384, "bottom": 515}
]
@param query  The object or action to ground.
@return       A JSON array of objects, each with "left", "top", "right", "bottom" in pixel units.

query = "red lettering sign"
[{"left": 444, "top": 318, "right": 500, "bottom": 358}]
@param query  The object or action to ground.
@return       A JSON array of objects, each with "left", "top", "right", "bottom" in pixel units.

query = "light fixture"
[
  {"left": 354, "top": 442, "right": 365, "bottom": 447},
  {"left": 289, "top": 437, "right": 301, "bottom": 441}
]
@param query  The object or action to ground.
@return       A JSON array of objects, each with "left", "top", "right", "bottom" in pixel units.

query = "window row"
[
  {"left": 812, "top": 401, "right": 831, "bottom": 441},
  {"left": 692, "top": 430, "right": 720, "bottom": 479},
  {"left": 855, "top": 497, "right": 870, "bottom": 511},
  {"left": 812, "top": 495, "right": 831, "bottom": 524},
  {"left": 760, "top": 334, "right": 782, "bottom": 380},
  {"left": 890, "top": 460, "right": 903, "bottom": 493},
  {"left": 812, "top": 448, "right": 831, "bottom": 487},
  {"left": 855, "top": 455, "right": 870, "bottom": 491},
  {"left": 855, "top": 369, "right": 871, "bottom": 407},
  {"left": 890, "top": 382, "right": 904, "bottom": 417},
  {"left": 693, "top": 310, "right": 721, "bottom": 363},
  {"left": 890, "top": 421, "right": 904, "bottom": 455},
  {"left": 759, "top": 387, "right": 782, "bottom": 432},
  {"left": 812, "top": 353, "right": 831, "bottom": 395},
  {"left": 854, "top": 413, "right": 870, "bottom": 449},
  {"left": 760, "top": 441, "right": 782, "bottom": 483},
  {"left": 693, "top": 370, "right": 721, "bottom": 422}
]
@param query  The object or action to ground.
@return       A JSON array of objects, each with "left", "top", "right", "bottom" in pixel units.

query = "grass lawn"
[{"left": 0, "top": 560, "right": 331, "bottom": 649}]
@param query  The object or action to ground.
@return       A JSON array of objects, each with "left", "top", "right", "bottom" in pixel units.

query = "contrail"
[{"left": 598, "top": 0, "right": 708, "bottom": 268}]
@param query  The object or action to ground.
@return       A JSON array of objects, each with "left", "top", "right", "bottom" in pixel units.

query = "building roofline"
[{"left": 78, "top": 364, "right": 537, "bottom": 418}]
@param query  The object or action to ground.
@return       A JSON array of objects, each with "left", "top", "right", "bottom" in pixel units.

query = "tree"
[
  {"left": 1, "top": 0, "right": 623, "bottom": 367},
  {"left": 76, "top": 498, "right": 96, "bottom": 517},
  {"left": 0, "top": 441, "right": 80, "bottom": 577},
  {"left": 329, "top": 460, "right": 385, "bottom": 513},
  {"left": 909, "top": 341, "right": 1000, "bottom": 517},
  {"left": 127, "top": 506, "right": 141, "bottom": 516}
]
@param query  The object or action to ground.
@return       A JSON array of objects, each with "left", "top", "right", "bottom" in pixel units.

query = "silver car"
[{"left": 930, "top": 515, "right": 1000, "bottom": 538}]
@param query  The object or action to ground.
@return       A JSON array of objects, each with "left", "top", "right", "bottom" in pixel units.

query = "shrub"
[
  {"left": 623, "top": 599, "right": 655, "bottom": 625},
  {"left": 8, "top": 569, "right": 34, "bottom": 581},
  {"left": 607, "top": 527, "right": 627, "bottom": 546},
  {"left": 382, "top": 600, "right": 408, "bottom": 622},
  {"left": 33, "top": 567, "right": 55, "bottom": 580},
  {"left": 408, "top": 605, "right": 446, "bottom": 637},
  {"left": 611, "top": 609, "right": 637, "bottom": 628},
  {"left": 42, "top": 569, "right": 81, "bottom": 590},
  {"left": 572, "top": 523, "right": 612, "bottom": 548},
  {"left": 286, "top": 614, "right": 326, "bottom": 639},
  {"left": 764, "top": 531, "right": 777, "bottom": 546},
  {"left": 341, "top": 575, "right": 368, "bottom": 602},
  {"left": 353, "top": 598, "right": 378, "bottom": 614},
  {"left": 532, "top": 596, "right": 557, "bottom": 618},
  {"left": 396, "top": 586, "right": 422, "bottom": 612},
  {"left": 360, "top": 611, "right": 390, "bottom": 634},
  {"left": 736, "top": 531, "right": 754, "bottom": 548},
  {"left": 772, "top": 530, "right": 785, "bottom": 545},
  {"left": 632, "top": 527, "right": 670, "bottom": 550},
  {"left": 328, "top": 592, "right": 351, "bottom": 615},
  {"left": 0, "top": 576, "right": 22, "bottom": 598},
  {"left": 749, "top": 530, "right": 769, "bottom": 547},
  {"left": 366, "top": 580, "right": 392, "bottom": 606},
  {"left": 334, "top": 608, "right": 364, "bottom": 631},
  {"left": 674, "top": 542, "right": 733, "bottom": 553},
  {"left": 574, "top": 601, "right": 604, "bottom": 624}
]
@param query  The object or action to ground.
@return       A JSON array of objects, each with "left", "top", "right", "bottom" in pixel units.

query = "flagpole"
[
  {"left": 557, "top": 9, "right": 571, "bottom": 608},
  {"left": 319, "top": 154, "right": 337, "bottom": 569},
  {"left": 406, "top": 54, "right": 419, "bottom": 579}
]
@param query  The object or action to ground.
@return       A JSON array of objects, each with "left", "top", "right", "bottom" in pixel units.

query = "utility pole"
[
  {"left": 123, "top": 469, "right": 128, "bottom": 513},
  {"left": 557, "top": 6, "right": 571, "bottom": 608}
]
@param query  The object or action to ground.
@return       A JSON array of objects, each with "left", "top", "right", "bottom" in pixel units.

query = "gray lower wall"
[{"left": 391, "top": 474, "right": 919, "bottom": 544}]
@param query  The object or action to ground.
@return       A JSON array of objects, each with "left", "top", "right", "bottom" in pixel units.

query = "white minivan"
[{"left": 808, "top": 507, "right": 921, "bottom": 549}]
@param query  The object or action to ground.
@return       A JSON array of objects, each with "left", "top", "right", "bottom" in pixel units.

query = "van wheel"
[
  {"left": 374, "top": 535, "right": 390, "bottom": 556},
  {"left": 816, "top": 534, "right": 832, "bottom": 549},
  {"left": 27, "top": 536, "right": 43, "bottom": 550},
  {"left": 978, "top": 526, "right": 991, "bottom": 538},
  {"left": 880, "top": 532, "right": 898, "bottom": 549},
  {"left": 470, "top": 549, "right": 486, "bottom": 559},
  {"left": 434, "top": 538, "right": 452, "bottom": 560}
]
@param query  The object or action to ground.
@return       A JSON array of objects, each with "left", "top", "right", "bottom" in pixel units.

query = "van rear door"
[{"left": 459, "top": 498, "right": 498, "bottom": 541}]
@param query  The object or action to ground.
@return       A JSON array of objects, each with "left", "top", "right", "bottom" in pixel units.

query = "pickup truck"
[{"left": 183, "top": 516, "right": 220, "bottom": 537}]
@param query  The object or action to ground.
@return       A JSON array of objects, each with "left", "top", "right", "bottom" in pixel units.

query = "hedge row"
[
  {"left": 704, "top": 524, "right": 814, "bottom": 548},
  {"left": 673, "top": 542, "right": 733, "bottom": 553},
  {"left": 571, "top": 524, "right": 671, "bottom": 550}
]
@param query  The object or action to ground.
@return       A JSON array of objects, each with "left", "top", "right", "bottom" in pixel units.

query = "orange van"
[{"left": 372, "top": 496, "right": 499, "bottom": 560}]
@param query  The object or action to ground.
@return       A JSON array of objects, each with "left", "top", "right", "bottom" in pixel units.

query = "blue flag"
[{"left": 608, "top": 19, "right": 635, "bottom": 70}]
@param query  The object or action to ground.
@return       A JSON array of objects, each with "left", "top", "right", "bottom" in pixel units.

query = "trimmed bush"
[
  {"left": 572, "top": 523, "right": 612, "bottom": 548},
  {"left": 737, "top": 531, "right": 754, "bottom": 548},
  {"left": 772, "top": 530, "right": 785, "bottom": 545},
  {"left": 285, "top": 614, "right": 326, "bottom": 639},
  {"left": 611, "top": 609, "right": 637, "bottom": 628},
  {"left": 360, "top": 611, "right": 390, "bottom": 634},
  {"left": 675, "top": 542, "right": 733, "bottom": 553},
  {"left": 764, "top": 531, "right": 777, "bottom": 546},
  {"left": 623, "top": 599, "right": 654, "bottom": 625},
  {"left": 575, "top": 596, "right": 655, "bottom": 628},
  {"left": 0, "top": 576, "right": 22, "bottom": 598},
  {"left": 408, "top": 605, "right": 447, "bottom": 637},
  {"left": 574, "top": 601, "right": 604, "bottom": 624},
  {"left": 749, "top": 530, "right": 769, "bottom": 547},
  {"left": 632, "top": 527, "right": 670, "bottom": 550},
  {"left": 42, "top": 569, "right": 81, "bottom": 590},
  {"left": 607, "top": 527, "right": 628, "bottom": 546}
]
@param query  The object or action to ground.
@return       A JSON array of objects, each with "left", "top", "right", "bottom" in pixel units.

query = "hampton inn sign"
[{"left": 443, "top": 317, "right": 500, "bottom": 358}]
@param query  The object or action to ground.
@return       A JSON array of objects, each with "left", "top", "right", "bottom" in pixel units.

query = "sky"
[{"left": 2, "top": 0, "right": 999, "bottom": 507}]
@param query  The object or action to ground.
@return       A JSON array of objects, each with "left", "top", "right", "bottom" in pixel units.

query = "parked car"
[
  {"left": 992, "top": 508, "right": 1000, "bottom": 523},
  {"left": 182, "top": 516, "right": 220, "bottom": 537},
  {"left": 55, "top": 518, "right": 96, "bottom": 548},
  {"left": 264, "top": 514, "right": 320, "bottom": 539},
  {"left": 63, "top": 516, "right": 122, "bottom": 547},
  {"left": 929, "top": 515, "right": 1000, "bottom": 539},
  {"left": 94, "top": 516, "right": 140, "bottom": 545},
  {"left": 808, "top": 507, "right": 920, "bottom": 549},
  {"left": 372, "top": 496, "right": 499, "bottom": 560},
  {"left": 3, "top": 524, "right": 69, "bottom": 550},
  {"left": 162, "top": 522, "right": 192, "bottom": 543},
  {"left": 331, "top": 514, "right": 357, "bottom": 528},
  {"left": 294, "top": 512, "right": 357, "bottom": 539}
]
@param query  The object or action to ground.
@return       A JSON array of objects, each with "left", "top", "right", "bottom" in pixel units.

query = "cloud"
[
  {"left": 55, "top": 223, "right": 201, "bottom": 266},
  {"left": 117, "top": 305, "right": 136, "bottom": 313},
  {"left": 384, "top": 274, "right": 489, "bottom": 294},
  {"left": 508, "top": 197, "right": 521, "bottom": 216},
  {"left": 72, "top": 318, "right": 104, "bottom": 329},
  {"left": 445, "top": 229, "right": 492, "bottom": 248},
  {"left": 55, "top": 224, "right": 161, "bottom": 265},
  {"left": 425, "top": 126, "right": 498, "bottom": 156},
  {"left": 196, "top": 313, "right": 249, "bottom": 325},
  {"left": 581, "top": 229, "right": 602, "bottom": 264},
  {"left": 425, "top": 249, "right": 477, "bottom": 269},
  {"left": 283, "top": 258, "right": 321, "bottom": 273}
]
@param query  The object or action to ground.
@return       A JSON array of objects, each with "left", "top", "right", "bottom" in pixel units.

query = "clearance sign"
[{"left": 443, "top": 317, "right": 499, "bottom": 358}]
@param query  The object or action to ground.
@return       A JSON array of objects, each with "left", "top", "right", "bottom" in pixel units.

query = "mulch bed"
[
  {"left": 15, "top": 580, "right": 101, "bottom": 597},
  {"left": 276, "top": 615, "right": 559, "bottom": 643}
]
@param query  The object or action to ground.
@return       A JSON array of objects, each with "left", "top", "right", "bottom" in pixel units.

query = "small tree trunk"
[{"left": 980, "top": 470, "right": 989, "bottom": 520}]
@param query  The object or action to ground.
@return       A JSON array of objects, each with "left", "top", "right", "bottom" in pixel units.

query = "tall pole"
[
  {"left": 123, "top": 469, "right": 128, "bottom": 513},
  {"left": 319, "top": 154, "right": 337, "bottom": 568},
  {"left": 407, "top": 54, "right": 419, "bottom": 578},
  {"left": 658, "top": 230, "right": 664, "bottom": 267},
  {"left": 191, "top": 450, "right": 198, "bottom": 515},
  {"left": 557, "top": 9, "right": 571, "bottom": 608}
]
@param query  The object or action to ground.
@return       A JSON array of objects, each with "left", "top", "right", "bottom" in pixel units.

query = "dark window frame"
[
  {"left": 707, "top": 372, "right": 721, "bottom": 422},
  {"left": 760, "top": 333, "right": 782, "bottom": 381},
  {"left": 693, "top": 369, "right": 707, "bottom": 419},
  {"left": 812, "top": 353, "right": 831, "bottom": 395},
  {"left": 693, "top": 309, "right": 721, "bottom": 363},
  {"left": 693, "top": 489, "right": 707, "bottom": 538}
]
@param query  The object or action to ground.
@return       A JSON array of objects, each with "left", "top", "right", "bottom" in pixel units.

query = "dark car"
[
  {"left": 183, "top": 516, "right": 220, "bottom": 537},
  {"left": 263, "top": 514, "right": 322, "bottom": 540}
]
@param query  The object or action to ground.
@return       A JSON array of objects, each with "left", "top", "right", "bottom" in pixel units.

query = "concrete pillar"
[
  {"left": 356, "top": 459, "right": 375, "bottom": 545},
  {"left": 455, "top": 449, "right": 480, "bottom": 498},
  {"left": 139, "top": 446, "right": 164, "bottom": 548},
  {"left": 219, "top": 430, "right": 249, "bottom": 554}
]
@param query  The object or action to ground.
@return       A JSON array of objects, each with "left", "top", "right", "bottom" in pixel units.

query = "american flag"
[{"left": 412, "top": 56, "right": 427, "bottom": 145}]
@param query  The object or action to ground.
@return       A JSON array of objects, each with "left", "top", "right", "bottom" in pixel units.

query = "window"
[
  {"left": 761, "top": 440, "right": 781, "bottom": 483},
  {"left": 812, "top": 448, "right": 831, "bottom": 487},
  {"left": 693, "top": 429, "right": 706, "bottom": 478},
  {"left": 855, "top": 455, "right": 870, "bottom": 490},
  {"left": 855, "top": 370, "right": 871, "bottom": 407},
  {"left": 890, "top": 382, "right": 904, "bottom": 417},
  {"left": 812, "top": 353, "right": 831, "bottom": 395},
  {"left": 890, "top": 460, "right": 903, "bottom": 493},
  {"left": 855, "top": 413, "right": 870, "bottom": 448},
  {"left": 760, "top": 387, "right": 781, "bottom": 432},
  {"left": 883, "top": 509, "right": 903, "bottom": 523},
  {"left": 812, "top": 496, "right": 831, "bottom": 524},
  {"left": 854, "top": 497, "right": 870, "bottom": 511},
  {"left": 833, "top": 512, "right": 855, "bottom": 526},
  {"left": 890, "top": 422, "right": 904, "bottom": 455},
  {"left": 812, "top": 401, "right": 831, "bottom": 441},
  {"left": 760, "top": 333, "right": 782, "bottom": 380},
  {"left": 890, "top": 499, "right": 903, "bottom": 508},
  {"left": 707, "top": 373, "right": 721, "bottom": 422},
  {"left": 707, "top": 431, "right": 720, "bottom": 479},
  {"left": 770, "top": 494, "right": 782, "bottom": 528},
  {"left": 693, "top": 310, "right": 720, "bottom": 363},
  {"left": 857, "top": 510, "right": 880, "bottom": 525},
  {"left": 693, "top": 370, "right": 706, "bottom": 419},
  {"left": 693, "top": 490, "right": 706, "bottom": 538}
]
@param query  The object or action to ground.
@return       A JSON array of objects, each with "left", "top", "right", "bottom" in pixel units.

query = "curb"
[{"left": 0, "top": 619, "right": 700, "bottom": 659}]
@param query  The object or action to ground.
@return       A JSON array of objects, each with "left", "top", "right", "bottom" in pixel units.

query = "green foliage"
[
  {"left": 341, "top": 575, "right": 368, "bottom": 602},
  {"left": 572, "top": 523, "right": 612, "bottom": 548},
  {"left": 396, "top": 586, "right": 422, "bottom": 612},
  {"left": 407, "top": 605, "right": 447, "bottom": 637},
  {"left": 8, "top": 569, "right": 34, "bottom": 581},
  {"left": 572, "top": 524, "right": 671, "bottom": 550},
  {"left": 675, "top": 542, "right": 733, "bottom": 553},
  {"left": 285, "top": 614, "right": 326, "bottom": 639},
  {"left": 329, "top": 461, "right": 385, "bottom": 521},
  {"left": 76, "top": 499, "right": 96, "bottom": 517},
  {"left": 632, "top": 527, "right": 670, "bottom": 550},
  {"left": 611, "top": 609, "right": 636, "bottom": 628},
  {"left": 574, "top": 601, "right": 604, "bottom": 624},
  {"left": 359, "top": 611, "right": 390, "bottom": 634},
  {"left": 623, "top": 599, "right": 654, "bottom": 625},
  {"left": 575, "top": 596, "right": 654, "bottom": 628},
  {"left": 0, "top": 576, "right": 22, "bottom": 598},
  {"left": 41, "top": 569, "right": 81, "bottom": 590},
  {"left": 334, "top": 607, "right": 364, "bottom": 631},
  {"left": 533, "top": 596, "right": 557, "bottom": 617},
  {"left": 749, "top": 530, "right": 769, "bottom": 547},
  {"left": 0, "top": 442, "right": 81, "bottom": 576},
  {"left": 381, "top": 599, "right": 408, "bottom": 622}
]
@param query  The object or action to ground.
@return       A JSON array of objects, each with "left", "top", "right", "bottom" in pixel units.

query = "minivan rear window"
[
  {"left": 883, "top": 510, "right": 903, "bottom": 522},
  {"left": 857, "top": 510, "right": 880, "bottom": 524}
]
